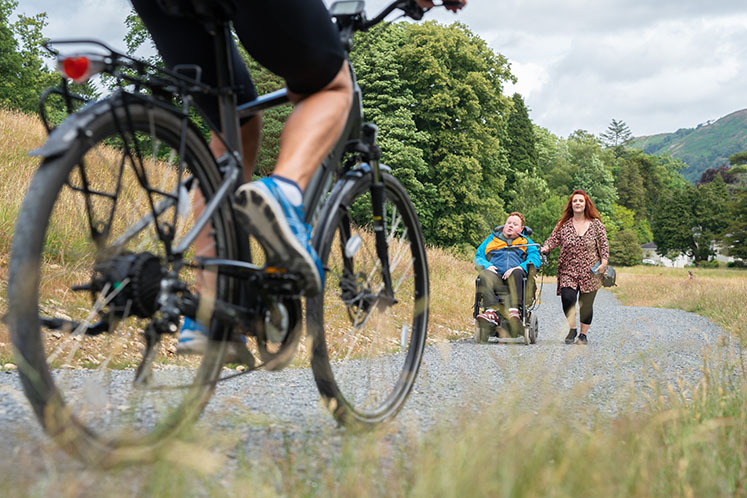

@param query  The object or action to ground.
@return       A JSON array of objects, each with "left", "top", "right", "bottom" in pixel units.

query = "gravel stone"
[{"left": 0, "top": 287, "right": 739, "bottom": 463}]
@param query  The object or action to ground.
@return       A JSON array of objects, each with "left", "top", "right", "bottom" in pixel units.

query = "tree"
[
  {"left": 0, "top": 0, "right": 58, "bottom": 113},
  {"left": 568, "top": 132, "right": 617, "bottom": 215},
  {"left": 534, "top": 124, "right": 574, "bottom": 197},
  {"left": 724, "top": 188, "right": 747, "bottom": 260},
  {"left": 506, "top": 93, "right": 538, "bottom": 170},
  {"left": 697, "top": 164, "right": 737, "bottom": 185},
  {"left": 615, "top": 159, "right": 646, "bottom": 217},
  {"left": 355, "top": 21, "right": 516, "bottom": 247},
  {"left": 729, "top": 151, "right": 747, "bottom": 166},
  {"left": 504, "top": 93, "right": 540, "bottom": 209},
  {"left": 626, "top": 150, "right": 688, "bottom": 217},
  {"left": 652, "top": 185, "right": 697, "bottom": 259},
  {"left": 652, "top": 178, "right": 731, "bottom": 262},
  {"left": 692, "top": 174, "right": 730, "bottom": 260},
  {"left": 525, "top": 193, "right": 566, "bottom": 275},
  {"left": 599, "top": 118, "right": 632, "bottom": 154},
  {"left": 609, "top": 229, "right": 643, "bottom": 266},
  {"left": 509, "top": 170, "right": 549, "bottom": 215}
]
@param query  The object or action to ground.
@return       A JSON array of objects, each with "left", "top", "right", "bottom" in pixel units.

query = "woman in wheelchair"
[{"left": 474, "top": 212, "right": 541, "bottom": 338}]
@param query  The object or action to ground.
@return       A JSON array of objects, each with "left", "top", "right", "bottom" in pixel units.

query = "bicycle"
[{"left": 7, "top": 0, "right": 444, "bottom": 465}]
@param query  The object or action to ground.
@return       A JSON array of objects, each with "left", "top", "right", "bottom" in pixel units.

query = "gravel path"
[{"left": 0, "top": 286, "right": 737, "bottom": 464}]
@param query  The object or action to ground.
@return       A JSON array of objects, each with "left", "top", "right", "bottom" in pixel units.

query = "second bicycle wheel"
[
  {"left": 7, "top": 98, "right": 240, "bottom": 465},
  {"left": 308, "top": 170, "right": 429, "bottom": 426}
]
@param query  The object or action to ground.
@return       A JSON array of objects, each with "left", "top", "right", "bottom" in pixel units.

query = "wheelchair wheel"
[
  {"left": 523, "top": 320, "right": 531, "bottom": 345},
  {"left": 528, "top": 313, "right": 539, "bottom": 344}
]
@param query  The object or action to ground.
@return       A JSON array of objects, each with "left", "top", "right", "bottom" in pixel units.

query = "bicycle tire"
[
  {"left": 7, "top": 98, "right": 239, "bottom": 466},
  {"left": 307, "top": 170, "right": 429, "bottom": 426}
]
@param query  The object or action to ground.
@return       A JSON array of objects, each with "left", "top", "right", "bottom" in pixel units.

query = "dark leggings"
[{"left": 560, "top": 287, "right": 598, "bottom": 326}]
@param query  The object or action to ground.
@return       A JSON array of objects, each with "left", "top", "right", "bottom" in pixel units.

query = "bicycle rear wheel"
[
  {"left": 7, "top": 98, "right": 240, "bottom": 465},
  {"left": 308, "top": 170, "right": 429, "bottom": 426}
]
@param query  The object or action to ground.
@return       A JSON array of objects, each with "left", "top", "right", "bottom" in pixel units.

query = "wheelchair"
[{"left": 472, "top": 242, "right": 544, "bottom": 345}]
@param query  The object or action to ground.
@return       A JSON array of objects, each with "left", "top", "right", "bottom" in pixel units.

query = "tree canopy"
[
  {"left": 353, "top": 21, "right": 515, "bottom": 247},
  {"left": 0, "top": 0, "right": 58, "bottom": 113},
  {"left": 600, "top": 118, "right": 632, "bottom": 149},
  {"left": 2, "top": 3, "right": 743, "bottom": 266}
]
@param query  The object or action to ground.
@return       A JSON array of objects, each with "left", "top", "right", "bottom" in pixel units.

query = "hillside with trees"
[
  {"left": 1, "top": 3, "right": 745, "bottom": 270},
  {"left": 628, "top": 109, "right": 747, "bottom": 183}
]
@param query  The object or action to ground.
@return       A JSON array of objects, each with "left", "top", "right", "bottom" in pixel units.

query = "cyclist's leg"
[
  {"left": 132, "top": 0, "right": 259, "bottom": 358},
  {"left": 274, "top": 63, "right": 351, "bottom": 189},
  {"left": 232, "top": 0, "right": 352, "bottom": 294}
]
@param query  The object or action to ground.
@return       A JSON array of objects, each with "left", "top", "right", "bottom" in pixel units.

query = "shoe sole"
[{"left": 235, "top": 184, "right": 321, "bottom": 296}]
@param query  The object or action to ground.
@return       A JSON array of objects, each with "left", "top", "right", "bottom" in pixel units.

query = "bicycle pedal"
[{"left": 259, "top": 269, "right": 303, "bottom": 295}]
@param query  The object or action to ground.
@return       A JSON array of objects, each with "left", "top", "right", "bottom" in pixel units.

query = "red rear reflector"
[{"left": 63, "top": 56, "right": 90, "bottom": 81}]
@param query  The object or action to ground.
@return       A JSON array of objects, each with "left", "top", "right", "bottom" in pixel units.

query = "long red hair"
[{"left": 555, "top": 189, "right": 601, "bottom": 228}]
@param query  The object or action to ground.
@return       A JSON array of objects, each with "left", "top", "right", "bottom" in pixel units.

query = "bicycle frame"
[
  {"left": 185, "top": 12, "right": 388, "bottom": 285},
  {"left": 31, "top": 1, "right": 421, "bottom": 338}
]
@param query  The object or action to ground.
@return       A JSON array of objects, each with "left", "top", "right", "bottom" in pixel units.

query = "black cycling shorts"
[{"left": 131, "top": 0, "right": 346, "bottom": 127}]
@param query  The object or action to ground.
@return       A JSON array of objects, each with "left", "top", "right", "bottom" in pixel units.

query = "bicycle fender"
[{"left": 29, "top": 99, "right": 113, "bottom": 159}]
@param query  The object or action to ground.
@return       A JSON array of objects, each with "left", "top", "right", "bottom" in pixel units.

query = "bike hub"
[{"left": 85, "top": 252, "right": 165, "bottom": 318}]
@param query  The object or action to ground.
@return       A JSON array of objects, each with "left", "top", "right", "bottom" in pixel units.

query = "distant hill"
[{"left": 628, "top": 109, "right": 747, "bottom": 183}]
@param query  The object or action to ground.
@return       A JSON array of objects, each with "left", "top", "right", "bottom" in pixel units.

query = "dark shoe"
[
  {"left": 564, "top": 328, "right": 577, "bottom": 344},
  {"left": 577, "top": 333, "right": 588, "bottom": 345}
]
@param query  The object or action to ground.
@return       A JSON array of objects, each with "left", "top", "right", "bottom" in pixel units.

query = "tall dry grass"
[
  {"left": 613, "top": 266, "right": 747, "bottom": 341},
  {"left": 0, "top": 107, "right": 744, "bottom": 496},
  {"left": 0, "top": 109, "right": 48, "bottom": 361}
]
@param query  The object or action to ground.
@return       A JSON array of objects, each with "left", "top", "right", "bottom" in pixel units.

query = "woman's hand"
[
  {"left": 597, "top": 263, "right": 608, "bottom": 275},
  {"left": 540, "top": 245, "right": 549, "bottom": 254}
]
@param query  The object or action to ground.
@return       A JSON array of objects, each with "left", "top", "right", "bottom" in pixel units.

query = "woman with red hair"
[{"left": 541, "top": 190, "right": 609, "bottom": 344}]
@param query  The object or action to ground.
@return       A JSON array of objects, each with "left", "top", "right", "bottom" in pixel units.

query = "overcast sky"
[{"left": 16, "top": 0, "right": 747, "bottom": 138}]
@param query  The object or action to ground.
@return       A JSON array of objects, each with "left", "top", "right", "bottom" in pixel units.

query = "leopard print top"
[{"left": 544, "top": 218, "right": 609, "bottom": 295}]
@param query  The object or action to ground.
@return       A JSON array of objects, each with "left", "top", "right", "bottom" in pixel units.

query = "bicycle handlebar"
[{"left": 360, "top": 1, "right": 424, "bottom": 30}]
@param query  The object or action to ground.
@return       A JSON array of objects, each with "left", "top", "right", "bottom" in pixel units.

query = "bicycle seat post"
[{"left": 213, "top": 17, "right": 242, "bottom": 169}]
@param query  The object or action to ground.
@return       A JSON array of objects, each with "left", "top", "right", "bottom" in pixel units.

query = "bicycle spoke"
[{"left": 9, "top": 101, "right": 237, "bottom": 460}]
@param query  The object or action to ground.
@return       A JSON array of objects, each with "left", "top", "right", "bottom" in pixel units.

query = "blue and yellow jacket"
[{"left": 474, "top": 227, "right": 541, "bottom": 274}]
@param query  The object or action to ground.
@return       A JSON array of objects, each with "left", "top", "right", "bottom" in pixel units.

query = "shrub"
[{"left": 609, "top": 229, "right": 642, "bottom": 266}]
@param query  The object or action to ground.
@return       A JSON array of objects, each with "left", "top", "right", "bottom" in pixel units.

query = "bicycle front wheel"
[
  {"left": 308, "top": 170, "right": 429, "bottom": 426},
  {"left": 7, "top": 98, "right": 240, "bottom": 465}
]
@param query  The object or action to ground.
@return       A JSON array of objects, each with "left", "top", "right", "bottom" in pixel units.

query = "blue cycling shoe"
[
  {"left": 234, "top": 176, "right": 324, "bottom": 295},
  {"left": 177, "top": 317, "right": 254, "bottom": 366}
]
